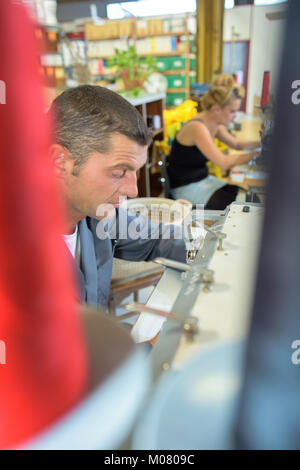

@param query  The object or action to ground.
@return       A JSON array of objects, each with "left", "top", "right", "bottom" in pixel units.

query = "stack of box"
[
  {"left": 87, "top": 39, "right": 128, "bottom": 59},
  {"left": 147, "top": 19, "right": 164, "bottom": 35},
  {"left": 162, "top": 17, "right": 185, "bottom": 33},
  {"left": 119, "top": 19, "right": 133, "bottom": 37},
  {"left": 85, "top": 22, "right": 118, "bottom": 40},
  {"left": 156, "top": 56, "right": 196, "bottom": 72},
  {"left": 88, "top": 59, "right": 113, "bottom": 77},
  {"left": 136, "top": 18, "right": 164, "bottom": 37},
  {"left": 136, "top": 37, "right": 177, "bottom": 55},
  {"left": 136, "top": 19, "right": 148, "bottom": 36},
  {"left": 24, "top": 0, "right": 58, "bottom": 26},
  {"left": 39, "top": 63, "right": 65, "bottom": 88},
  {"left": 155, "top": 56, "right": 197, "bottom": 107},
  {"left": 85, "top": 19, "right": 133, "bottom": 41},
  {"left": 157, "top": 56, "right": 183, "bottom": 72},
  {"left": 136, "top": 39, "right": 152, "bottom": 55},
  {"left": 61, "top": 40, "right": 85, "bottom": 67}
]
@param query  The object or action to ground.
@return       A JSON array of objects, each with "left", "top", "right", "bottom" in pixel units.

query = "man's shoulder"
[{"left": 81, "top": 215, "right": 119, "bottom": 243}]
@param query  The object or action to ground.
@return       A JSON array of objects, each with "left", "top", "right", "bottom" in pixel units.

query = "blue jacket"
[{"left": 75, "top": 211, "right": 186, "bottom": 309}]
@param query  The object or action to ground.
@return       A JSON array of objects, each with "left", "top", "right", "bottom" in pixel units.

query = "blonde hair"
[{"left": 201, "top": 74, "right": 245, "bottom": 111}]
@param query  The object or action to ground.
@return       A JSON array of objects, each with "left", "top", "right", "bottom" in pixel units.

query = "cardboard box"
[
  {"left": 137, "top": 19, "right": 148, "bottom": 36},
  {"left": 85, "top": 22, "right": 120, "bottom": 40},
  {"left": 148, "top": 19, "right": 163, "bottom": 35},
  {"left": 166, "top": 92, "right": 187, "bottom": 107},
  {"left": 169, "top": 56, "right": 186, "bottom": 69},
  {"left": 119, "top": 19, "right": 133, "bottom": 37},
  {"left": 107, "top": 21, "right": 120, "bottom": 38},
  {"left": 156, "top": 57, "right": 171, "bottom": 71},
  {"left": 166, "top": 75, "right": 186, "bottom": 89}
]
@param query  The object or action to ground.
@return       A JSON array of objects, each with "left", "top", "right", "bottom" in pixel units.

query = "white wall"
[
  {"left": 224, "top": 3, "right": 287, "bottom": 114},
  {"left": 223, "top": 5, "right": 252, "bottom": 41}
]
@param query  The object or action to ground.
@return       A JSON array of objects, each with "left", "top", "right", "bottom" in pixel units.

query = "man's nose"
[{"left": 121, "top": 172, "right": 138, "bottom": 199}]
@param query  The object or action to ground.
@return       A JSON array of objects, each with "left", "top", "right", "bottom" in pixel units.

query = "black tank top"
[{"left": 168, "top": 136, "right": 209, "bottom": 189}]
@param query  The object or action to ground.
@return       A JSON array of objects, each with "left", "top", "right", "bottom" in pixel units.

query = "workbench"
[{"left": 131, "top": 201, "right": 265, "bottom": 449}]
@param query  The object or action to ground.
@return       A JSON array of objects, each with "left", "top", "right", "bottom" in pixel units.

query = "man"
[{"left": 49, "top": 85, "right": 187, "bottom": 309}]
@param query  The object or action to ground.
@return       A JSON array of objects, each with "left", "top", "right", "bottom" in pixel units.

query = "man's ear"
[{"left": 50, "top": 144, "right": 70, "bottom": 178}]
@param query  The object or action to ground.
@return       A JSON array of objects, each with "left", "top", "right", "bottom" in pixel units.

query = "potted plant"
[{"left": 108, "top": 46, "right": 157, "bottom": 96}]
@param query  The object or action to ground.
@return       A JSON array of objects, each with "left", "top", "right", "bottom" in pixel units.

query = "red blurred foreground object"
[{"left": 0, "top": 1, "right": 87, "bottom": 449}]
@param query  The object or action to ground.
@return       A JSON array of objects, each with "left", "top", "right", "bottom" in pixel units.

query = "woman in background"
[{"left": 168, "top": 74, "right": 260, "bottom": 210}]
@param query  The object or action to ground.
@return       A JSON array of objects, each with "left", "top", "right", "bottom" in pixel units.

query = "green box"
[
  {"left": 156, "top": 57, "right": 171, "bottom": 71},
  {"left": 190, "top": 57, "right": 196, "bottom": 71},
  {"left": 166, "top": 92, "right": 187, "bottom": 107},
  {"left": 189, "top": 74, "right": 196, "bottom": 87},
  {"left": 166, "top": 74, "right": 196, "bottom": 90},
  {"left": 169, "top": 56, "right": 186, "bottom": 70},
  {"left": 166, "top": 74, "right": 186, "bottom": 89},
  {"left": 181, "top": 38, "right": 196, "bottom": 54},
  {"left": 157, "top": 55, "right": 194, "bottom": 73},
  {"left": 189, "top": 39, "right": 196, "bottom": 54}
]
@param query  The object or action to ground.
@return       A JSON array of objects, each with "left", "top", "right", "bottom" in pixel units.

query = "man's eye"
[{"left": 112, "top": 170, "right": 126, "bottom": 179}]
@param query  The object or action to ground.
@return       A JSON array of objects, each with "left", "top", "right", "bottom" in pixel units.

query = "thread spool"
[{"left": 260, "top": 71, "right": 270, "bottom": 107}]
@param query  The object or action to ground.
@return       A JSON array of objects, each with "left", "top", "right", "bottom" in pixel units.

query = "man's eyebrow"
[{"left": 108, "top": 163, "right": 138, "bottom": 171}]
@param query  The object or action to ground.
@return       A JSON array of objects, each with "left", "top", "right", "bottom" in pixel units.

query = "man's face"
[{"left": 62, "top": 133, "right": 148, "bottom": 222}]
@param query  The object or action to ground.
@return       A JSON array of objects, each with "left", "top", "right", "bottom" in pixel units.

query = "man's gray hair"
[{"left": 50, "top": 85, "right": 153, "bottom": 169}]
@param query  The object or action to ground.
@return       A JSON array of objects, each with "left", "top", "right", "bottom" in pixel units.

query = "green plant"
[{"left": 108, "top": 46, "right": 157, "bottom": 94}]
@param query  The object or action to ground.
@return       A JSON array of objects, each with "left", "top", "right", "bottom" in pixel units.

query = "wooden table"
[
  {"left": 233, "top": 119, "right": 262, "bottom": 142},
  {"left": 226, "top": 174, "right": 266, "bottom": 191},
  {"left": 225, "top": 118, "right": 266, "bottom": 194}
]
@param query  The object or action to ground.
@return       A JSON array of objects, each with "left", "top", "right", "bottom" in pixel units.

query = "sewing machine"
[{"left": 128, "top": 201, "right": 264, "bottom": 449}]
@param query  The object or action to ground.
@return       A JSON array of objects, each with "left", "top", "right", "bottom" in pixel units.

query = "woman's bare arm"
[
  {"left": 216, "top": 125, "right": 261, "bottom": 150},
  {"left": 187, "top": 122, "right": 258, "bottom": 171}
]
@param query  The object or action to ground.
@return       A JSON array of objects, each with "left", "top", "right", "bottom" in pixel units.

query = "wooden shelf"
[
  {"left": 87, "top": 32, "right": 192, "bottom": 41},
  {"left": 85, "top": 36, "right": 127, "bottom": 42},
  {"left": 163, "top": 70, "right": 196, "bottom": 75},
  {"left": 136, "top": 31, "right": 187, "bottom": 38},
  {"left": 152, "top": 128, "right": 164, "bottom": 137},
  {"left": 162, "top": 69, "right": 185, "bottom": 75},
  {"left": 139, "top": 50, "right": 187, "bottom": 57},
  {"left": 88, "top": 51, "right": 187, "bottom": 59},
  {"left": 87, "top": 56, "right": 117, "bottom": 60},
  {"left": 90, "top": 73, "right": 117, "bottom": 78},
  {"left": 167, "top": 88, "right": 188, "bottom": 93}
]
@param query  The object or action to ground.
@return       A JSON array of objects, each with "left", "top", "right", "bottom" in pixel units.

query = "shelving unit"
[
  {"left": 125, "top": 93, "right": 166, "bottom": 197},
  {"left": 80, "top": 14, "right": 196, "bottom": 104},
  {"left": 135, "top": 15, "right": 195, "bottom": 107},
  {"left": 35, "top": 24, "right": 66, "bottom": 88},
  {"left": 49, "top": 15, "right": 197, "bottom": 195}
]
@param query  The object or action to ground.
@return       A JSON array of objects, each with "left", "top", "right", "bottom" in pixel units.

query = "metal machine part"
[
  {"left": 147, "top": 202, "right": 263, "bottom": 381},
  {"left": 123, "top": 302, "right": 200, "bottom": 339},
  {"left": 147, "top": 209, "right": 229, "bottom": 380}
]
